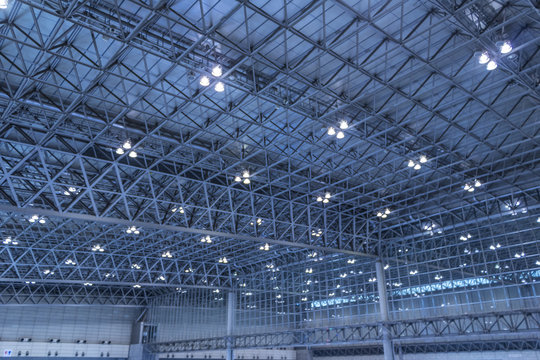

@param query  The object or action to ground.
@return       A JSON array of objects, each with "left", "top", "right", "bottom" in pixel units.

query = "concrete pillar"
[
  {"left": 375, "top": 260, "right": 395, "bottom": 360},
  {"left": 226, "top": 292, "right": 236, "bottom": 360}
]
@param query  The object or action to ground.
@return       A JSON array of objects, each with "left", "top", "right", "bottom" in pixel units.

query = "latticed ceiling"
[{"left": 0, "top": 0, "right": 539, "bottom": 307}]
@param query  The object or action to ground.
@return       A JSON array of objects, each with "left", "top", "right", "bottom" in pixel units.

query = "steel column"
[
  {"left": 226, "top": 292, "right": 236, "bottom": 360},
  {"left": 376, "top": 260, "right": 394, "bottom": 360}
]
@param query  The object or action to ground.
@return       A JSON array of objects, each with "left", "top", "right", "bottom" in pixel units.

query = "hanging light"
[
  {"left": 419, "top": 155, "right": 427, "bottom": 163},
  {"left": 215, "top": 82, "right": 225, "bottom": 92},
  {"left": 413, "top": 163, "right": 421, "bottom": 170},
  {"left": 474, "top": 180, "right": 482, "bottom": 187},
  {"left": 407, "top": 160, "right": 415, "bottom": 168},
  {"left": 325, "top": 192, "right": 331, "bottom": 199},
  {"left": 336, "top": 131, "right": 345, "bottom": 139},
  {"left": 322, "top": 198, "right": 329, "bottom": 204},
  {"left": 122, "top": 140, "right": 132, "bottom": 150},
  {"left": 385, "top": 208, "right": 391, "bottom": 215},
  {"left": 199, "top": 75, "right": 210, "bottom": 87},
  {"left": 0, "top": 0, "right": 8, "bottom": 9},
  {"left": 242, "top": 170, "right": 250, "bottom": 178},
  {"left": 486, "top": 60, "right": 497, "bottom": 71},
  {"left": 234, "top": 176, "right": 241, "bottom": 182},
  {"left": 116, "top": 148, "right": 124, "bottom": 155},
  {"left": 477, "top": 51, "right": 490, "bottom": 64},
  {"left": 497, "top": 40, "right": 512, "bottom": 54},
  {"left": 327, "top": 127, "right": 336, "bottom": 136},
  {"left": 316, "top": 196, "right": 323, "bottom": 202},
  {"left": 128, "top": 151, "right": 137, "bottom": 158},
  {"left": 339, "top": 120, "right": 348, "bottom": 129},
  {"left": 212, "top": 65, "right": 222, "bottom": 77},
  {"left": 243, "top": 178, "right": 250, "bottom": 184}
]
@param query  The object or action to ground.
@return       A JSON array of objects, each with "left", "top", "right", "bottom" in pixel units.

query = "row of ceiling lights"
[
  {"left": 475, "top": 40, "right": 512, "bottom": 71},
  {"left": 200, "top": 65, "right": 225, "bottom": 92},
  {"left": 326, "top": 120, "right": 349, "bottom": 139},
  {"left": 116, "top": 140, "right": 138, "bottom": 158},
  {"left": 407, "top": 155, "right": 428, "bottom": 170}
]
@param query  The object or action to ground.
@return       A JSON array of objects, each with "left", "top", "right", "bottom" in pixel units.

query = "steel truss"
[
  {"left": 0, "top": 0, "right": 537, "bottom": 326},
  {"left": 150, "top": 309, "right": 540, "bottom": 351}
]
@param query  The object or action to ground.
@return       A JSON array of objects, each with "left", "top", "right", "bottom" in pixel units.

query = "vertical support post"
[
  {"left": 375, "top": 260, "right": 394, "bottom": 360},
  {"left": 226, "top": 292, "right": 236, "bottom": 360}
]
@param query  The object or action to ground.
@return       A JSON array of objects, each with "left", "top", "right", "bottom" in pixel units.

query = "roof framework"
[{"left": 0, "top": 0, "right": 539, "bottom": 349}]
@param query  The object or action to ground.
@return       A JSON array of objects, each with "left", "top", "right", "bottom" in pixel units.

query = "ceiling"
[{"left": 0, "top": 0, "right": 539, "bottom": 308}]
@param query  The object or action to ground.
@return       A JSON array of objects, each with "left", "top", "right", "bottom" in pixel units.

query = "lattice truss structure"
[{"left": 0, "top": 0, "right": 539, "bottom": 329}]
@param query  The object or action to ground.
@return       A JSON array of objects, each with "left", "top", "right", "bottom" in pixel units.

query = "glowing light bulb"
[
  {"left": 122, "top": 140, "right": 132, "bottom": 149},
  {"left": 498, "top": 40, "right": 512, "bottom": 54},
  {"left": 199, "top": 75, "right": 210, "bottom": 87},
  {"left": 385, "top": 208, "right": 391, "bottom": 215},
  {"left": 129, "top": 151, "right": 137, "bottom": 158},
  {"left": 116, "top": 148, "right": 124, "bottom": 155},
  {"left": 234, "top": 176, "right": 241, "bottom": 182},
  {"left": 243, "top": 178, "right": 250, "bottom": 184},
  {"left": 322, "top": 198, "right": 329, "bottom": 203},
  {"left": 325, "top": 192, "right": 331, "bottom": 199},
  {"left": 407, "top": 160, "right": 415, "bottom": 167},
  {"left": 339, "top": 120, "right": 348, "bottom": 129},
  {"left": 336, "top": 131, "right": 345, "bottom": 139},
  {"left": 215, "top": 81, "right": 225, "bottom": 92},
  {"left": 474, "top": 180, "right": 482, "bottom": 187},
  {"left": 419, "top": 155, "right": 427, "bottom": 163},
  {"left": 242, "top": 170, "right": 250, "bottom": 178},
  {"left": 486, "top": 60, "right": 497, "bottom": 71},
  {"left": 327, "top": 127, "right": 336, "bottom": 136},
  {"left": 0, "top": 0, "right": 8, "bottom": 9},
  {"left": 212, "top": 65, "right": 222, "bottom": 77},
  {"left": 413, "top": 163, "right": 421, "bottom": 170},
  {"left": 478, "top": 51, "right": 490, "bottom": 64},
  {"left": 316, "top": 196, "right": 323, "bottom": 202}
]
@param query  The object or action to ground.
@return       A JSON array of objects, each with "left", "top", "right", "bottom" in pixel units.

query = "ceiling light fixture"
[
  {"left": 116, "top": 148, "right": 124, "bottom": 155},
  {"left": 497, "top": 40, "right": 512, "bottom": 54},
  {"left": 486, "top": 60, "right": 498, "bottom": 71},
  {"left": 327, "top": 127, "right": 336, "bottom": 136},
  {"left": 212, "top": 65, "right": 222, "bottom": 77},
  {"left": 0, "top": 0, "right": 8, "bottom": 9},
  {"left": 214, "top": 81, "right": 225, "bottom": 92},
  {"left": 91, "top": 244, "right": 105, "bottom": 252},
  {"left": 128, "top": 151, "right": 138, "bottom": 158},
  {"left": 478, "top": 51, "right": 490, "bottom": 64},
  {"left": 419, "top": 155, "right": 428, "bottom": 163},
  {"left": 2, "top": 237, "right": 18, "bottom": 245},
  {"left": 336, "top": 131, "right": 345, "bottom": 139},
  {"left": 171, "top": 206, "right": 184, "bottom": 214},
  {"left": 339, "top": 120, "right": 349, "bottom": 129},
  {"left": 126, "top": 226, "right": 140, "bottom": 235},
  {"left": 199, "top": 75, "right": 210, "bottom": 87}
]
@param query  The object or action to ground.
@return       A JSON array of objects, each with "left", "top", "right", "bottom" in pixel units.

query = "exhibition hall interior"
[{"left": 0, "top": 0, "right": 539, "bottom": 359}]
